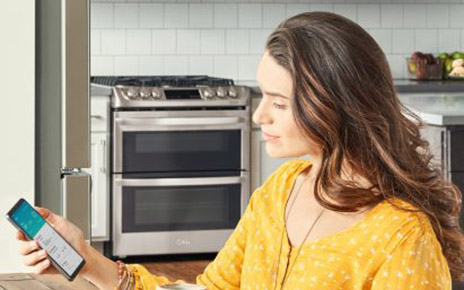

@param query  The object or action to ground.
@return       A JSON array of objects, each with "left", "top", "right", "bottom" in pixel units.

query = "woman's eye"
[{"left": 272, "top": 102, "right": 286, "bottom": 110}]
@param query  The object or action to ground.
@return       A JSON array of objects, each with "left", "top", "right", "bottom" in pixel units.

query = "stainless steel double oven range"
[{"left": 92, "top": 76, "right": 251, "bottom": 258}]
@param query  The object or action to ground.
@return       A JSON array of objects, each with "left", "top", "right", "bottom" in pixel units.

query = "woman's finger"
[
  {"left": 34, "top": 258, "right": 51, "bottom": 275},
  {"left": 22, "top": 249, "right": 47, "bottom": 267},
  {"left": 18, "top": 241, "right": 40, "bottom": 256},
  {"left": 16, "top": 231, "right": 26, "bottom": 241}
]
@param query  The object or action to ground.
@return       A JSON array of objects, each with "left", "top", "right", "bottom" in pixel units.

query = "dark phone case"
[{"left": 5, "top": 198, "right": 86, "bottom": 281}]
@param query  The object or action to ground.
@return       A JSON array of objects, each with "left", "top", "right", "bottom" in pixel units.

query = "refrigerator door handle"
[{"left": 62, "top": 173, "right": 91, "bottom": 242}]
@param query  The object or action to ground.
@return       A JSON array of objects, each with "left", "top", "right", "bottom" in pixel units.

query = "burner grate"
[{"left": 91, "top": 75, "right": 234, "bottom": 87}]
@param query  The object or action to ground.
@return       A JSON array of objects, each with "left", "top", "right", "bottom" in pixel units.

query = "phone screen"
[{"left": 8, "top": 199, "right": 85, "bottom": 279}]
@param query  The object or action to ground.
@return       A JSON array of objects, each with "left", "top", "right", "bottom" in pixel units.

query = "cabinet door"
[
  {"left": 251, "top": 129, "right": 294, "bottom": 191},
  {"left": 88, "top": 132, "right": 109, "bottom": 241}
]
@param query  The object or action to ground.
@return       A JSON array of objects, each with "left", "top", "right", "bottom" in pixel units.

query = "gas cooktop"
[
  {"left": 91, "top": 75, "right": 249, "bottom": 109},
  {"left": 90, "top": 75, "right": 234, "bottom": 87}
]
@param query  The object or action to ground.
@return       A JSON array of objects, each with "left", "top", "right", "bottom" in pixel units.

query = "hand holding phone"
[{"left": 7, "top": 198, "right": 88, "bottom": 281}]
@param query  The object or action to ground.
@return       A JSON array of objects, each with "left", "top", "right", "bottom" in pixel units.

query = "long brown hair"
[{"left": 266, "top": 11, "right": 464, "bottom": 280}]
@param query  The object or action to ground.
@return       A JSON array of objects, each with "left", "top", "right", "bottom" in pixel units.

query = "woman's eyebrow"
[{"left": 263, "top": 90, "right": 290, "bottom": 100}]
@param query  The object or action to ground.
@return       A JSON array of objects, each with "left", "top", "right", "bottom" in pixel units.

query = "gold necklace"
[{"left": 274, "top": 175, "right": 325, "bottom": 290}]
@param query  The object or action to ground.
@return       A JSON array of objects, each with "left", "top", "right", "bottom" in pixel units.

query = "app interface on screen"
[{"left": 11, "top": 201, "right": 83, "bottom": 276}]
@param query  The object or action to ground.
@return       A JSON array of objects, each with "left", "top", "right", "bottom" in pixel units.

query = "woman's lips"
[{"left": 262, "top": 131, "right": 280, "bottom": 142}]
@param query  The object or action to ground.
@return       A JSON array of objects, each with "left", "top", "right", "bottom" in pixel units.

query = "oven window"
[
  {"left": 122, "top": 184, "right": 241, "bottom": 232},
  {"left": 122, "top": 130, "right": 241, "bottom": 176}
]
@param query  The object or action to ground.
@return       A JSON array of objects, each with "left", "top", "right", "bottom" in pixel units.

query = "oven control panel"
[{"left": 112, "top": 86, "right": 250, "bottom": 108}]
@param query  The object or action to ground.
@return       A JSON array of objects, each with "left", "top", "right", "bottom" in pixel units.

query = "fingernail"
[{"left": 40, "top": 250, "right": 47, "bottom": 256}]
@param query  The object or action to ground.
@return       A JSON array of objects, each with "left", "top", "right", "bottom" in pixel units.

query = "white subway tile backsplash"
[
  {"left": 249, "top": 29, "right": 272, "bottom": 54},
  {"left": 357, "top": 4, "right": 380, "bottom": 28},
  {"left": 165, "top": 4, "right": 189, "bottom": 28},
  {"left": 164, "top": 56, "right": 189, "bottom": 75},
  {"left": 415, "top": 29, "right": 438, "bottom": 52},
  {"left": 403, "top": 5, "right": 426, "bottom": 28},
  {"left": 91, "top": 30, "right": 102, "bottom": 55},
  {"left": 91, "top": 3, "right": 113, "bottom": 29},
  {"left": 91, "top": 56, "right": 114, "bottom": 76},
  {"left": 392, "top": 30, "right": 414, "bottom": 53},
  {"left": 177, "top": 30, "right": 202, "bottom": 54},
  {"left": 286, "top": 4, "right": 310, "bottom": 18},
  {"left": 381, "top": 5, "right": 403, "bottom": 28},
  {"left": 226, "top": 30, "right": 250, "bottom": 54},
  {"left": 310, "top": 4, "right": 334, "bottom": 12},
  {"left": 115, "top": 56, "right": 139, "bottom": 75},
  {"left": 239, "top": 4, "right": 262, "bottom": 28},
  {"left": 386, "top": 55, "right": 404, "bottom": 79},
  {"left": 90, "top": 1, "right": 464, "bottom": 82},
  {"left": 214, "top": 4, "right": 238, "bottom": 28},
  {"left": 201, "top": 29, "right": 225, "bottom": 55},
  {"left": 438, "top": 29, "right": 461, "bottom": 52},
  {"left": 263, "top": 4, "right": 286, "bottom": 29},
  {"left": 126, "top": 30, "right": 151, "bottom": 55},
  {"left": 368, "top": 29, "right": 392, "bottom": 53},
  {"left": 461, "top": 29, "right": 464, "bottom": 50},
  {"left": 333, "top": 4, "right": 357, "bottom": 22},
  {"left": 427, "top": 4, "right": 449, "bottom": 28},
  {"left": 189, "top": 4, "right": 213, "bottom": 28},
  {"left": 214, "top": 56, "right": 238, "bottom": 80},
  {"left": 152, "top": 30, "right": 176, "bottom": 54},
  {"left": 238, "top": 55, "right": 260, "bottom": 81},
  {"left": 114, "top": 4, "right": 139, "bottom": 29},
  {"left": 101, "top": 30, "right": 126, "bottom": 55},
  {"left": 189, "top": 56, "right": 214, "bottom": 75},
  {"left": 139, "top": 56, "right": 164, "bottom": 75},
  {"left": 139, "top": 4, "right": 164, "bottom": 28},
  {"left": 450, "top": 5, "right": 464, "bottom": 28}
]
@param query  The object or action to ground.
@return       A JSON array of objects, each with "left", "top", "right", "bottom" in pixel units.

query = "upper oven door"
[{"left": 113, "top": 110, "right": 250, "bottom": 177}]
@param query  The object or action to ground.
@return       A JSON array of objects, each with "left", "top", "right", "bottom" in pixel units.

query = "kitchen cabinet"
[
  {"left": 87, "top": 96, "right": 110, "bottom": 241},
  {"left": 422, "top": 125, "right": 464, "bottom": 228}
]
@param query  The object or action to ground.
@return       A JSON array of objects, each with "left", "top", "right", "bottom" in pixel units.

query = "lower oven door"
[{"left": 112, "top": 173, "right": 249, "bottom": 257}]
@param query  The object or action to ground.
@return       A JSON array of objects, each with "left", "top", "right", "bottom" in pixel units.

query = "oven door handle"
[
  {"left": 113, "top": 176, "right": 246, "bottom": 187},
  {"left": 116, "top": 117, "right": 246, "bottom": 129}
]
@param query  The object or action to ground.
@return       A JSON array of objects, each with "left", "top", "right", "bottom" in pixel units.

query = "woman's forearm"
[{"left": 80, "top": 243, "right": 119, "bottom": 290}]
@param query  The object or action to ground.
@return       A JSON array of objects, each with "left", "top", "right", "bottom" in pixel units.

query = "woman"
[{"left": 17, "top": 12, "right": 463, "bottom": 290}]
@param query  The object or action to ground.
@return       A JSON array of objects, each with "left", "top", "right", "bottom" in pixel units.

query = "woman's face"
[{"left": 252, "top": 51, "right": 320, "bottom": 159}]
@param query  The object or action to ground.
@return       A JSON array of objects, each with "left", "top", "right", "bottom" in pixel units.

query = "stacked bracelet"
[{"left": 114, "top": 260, "right": 134, "bottom": 290}]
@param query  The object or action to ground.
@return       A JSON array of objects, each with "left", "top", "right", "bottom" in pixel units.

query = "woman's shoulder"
[{"left": 363, "top": 198, "right": 440, "bottom": 250}]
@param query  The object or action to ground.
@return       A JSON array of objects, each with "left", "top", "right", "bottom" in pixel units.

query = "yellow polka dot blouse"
[{"left": 127, "top": 159, "right": 452, "bottom": 289}]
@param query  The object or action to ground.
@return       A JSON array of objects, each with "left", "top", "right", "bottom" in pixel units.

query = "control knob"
[
  {"left": 140, "top": 87, "right": 151, "bottom": 99},
  {"left": 152, "top": 88, "right": 162, "bottom": 99},
  {"left": 216, "top": 87, "right": 227, "bottom": 98},
  {"left": 126, "top": 87, "right": 139, "bottom": 100},
  {"left": 228, "top": 86, "right": 238, "bottom": 98},
  {"left": 203, "top": 88, "right": 215, "bottom": 99}
]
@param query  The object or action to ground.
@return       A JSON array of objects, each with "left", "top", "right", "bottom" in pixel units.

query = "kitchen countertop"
[
  {"left": 0, "top": 273, "right": 97, "bottom": 290},
  {"left": 398, "top": 93, "right": 464, "bottom": 126}
]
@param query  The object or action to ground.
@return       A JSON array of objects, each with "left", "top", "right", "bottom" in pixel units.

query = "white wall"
[
  {"left": 90, "top": 0, "right": 464, "bottom": 85},
  {"left": 0, "top": 0, "right": 35, "bottom": 273}
]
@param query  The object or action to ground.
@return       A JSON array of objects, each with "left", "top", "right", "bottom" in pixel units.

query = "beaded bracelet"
[{"left": 114, "top": 260, "right": 134, "bottom": 290}]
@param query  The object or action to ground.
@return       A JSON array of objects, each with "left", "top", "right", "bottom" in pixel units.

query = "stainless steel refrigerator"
[{"left": 35, "top": 0, "right": 91, "bottom": 241}]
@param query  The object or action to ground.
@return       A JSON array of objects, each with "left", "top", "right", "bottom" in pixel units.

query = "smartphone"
[{"left": 6, "top": 198, "right": 86, "bottom": 281}]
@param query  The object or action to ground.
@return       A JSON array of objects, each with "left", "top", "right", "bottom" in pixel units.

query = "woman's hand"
[{"left": 16, "top": 207, "right": 90, "bottom": 276}]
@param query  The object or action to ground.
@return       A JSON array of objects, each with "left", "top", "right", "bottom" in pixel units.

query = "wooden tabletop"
[{"left": 0, "top": 273, "right": 98, "bottom": 290}]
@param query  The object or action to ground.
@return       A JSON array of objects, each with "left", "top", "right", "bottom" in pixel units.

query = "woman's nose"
[{"left": 252, "top": 100, "right": 272, "bottom": 126}]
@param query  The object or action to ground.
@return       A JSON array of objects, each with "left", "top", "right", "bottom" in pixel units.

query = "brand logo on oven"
[{"left": 175, "top": 239, "right": 191, "bottom": 246}]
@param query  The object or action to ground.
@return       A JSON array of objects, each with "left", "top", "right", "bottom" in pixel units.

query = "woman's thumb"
[{"left": 35, "top": 207, "right": 57, "bottom": 224}]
